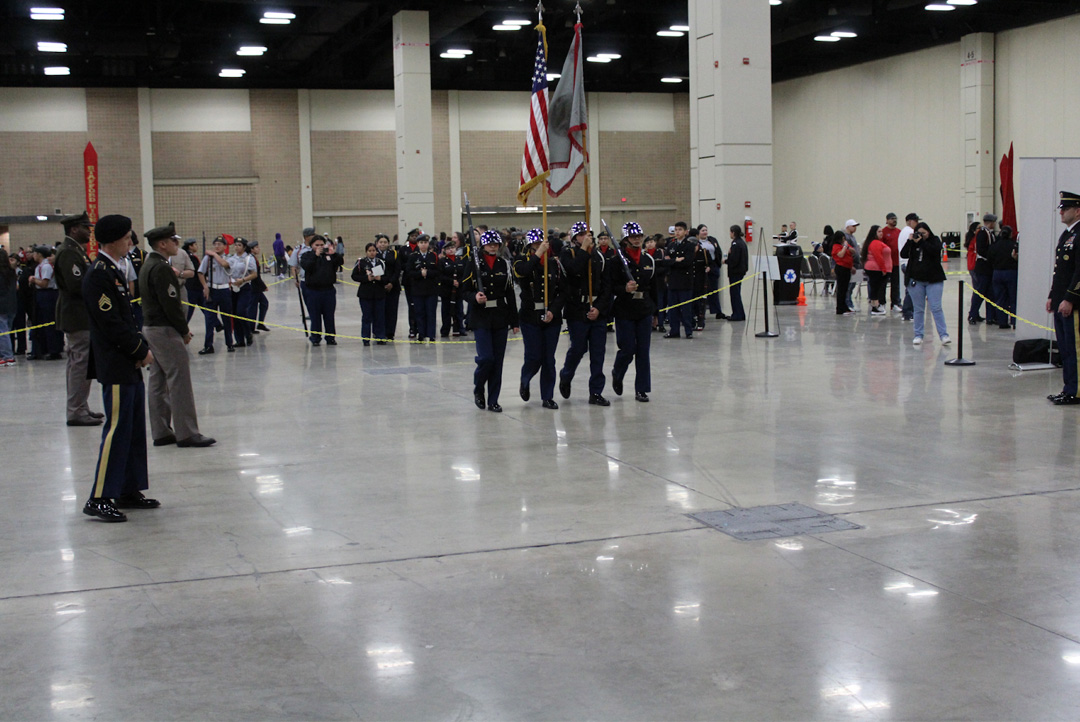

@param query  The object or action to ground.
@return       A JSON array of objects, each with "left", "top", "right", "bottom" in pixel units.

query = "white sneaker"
[
  {"left": 891, "top": 304, "right": 903, "bottom": 312},
  {"left": 941, "top": 335, "right": 951, "bottom": 346},
  {"left": 913, "top": 337, "right": 923, "bottom": 346}
]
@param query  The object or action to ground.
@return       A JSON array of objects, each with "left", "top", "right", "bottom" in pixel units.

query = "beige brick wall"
[
  {"left": 87, "top": 89, "right": 144, "bottom": 230},
  {"left": 311, "top": 131, "right": 396, "bottom": 210},
  {"left": 154, "top": 184, "right": 257, "bottom": 242},
  {"left": 431, "top": 91, "right": 451, "bottom": 233},
  {"left": 152, "top": 132, "right": 254, "bottom": 179},
  {"left": 251, "top": 89, "right": 303, "bottom": 245}
]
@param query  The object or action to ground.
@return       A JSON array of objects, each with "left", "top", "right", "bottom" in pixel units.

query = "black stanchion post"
[
  {"left": 756, "top": 270, "right": 779, "bottom": 339},
  {"left": 945, "top": 279, "right": 975, "bottom": 366}
]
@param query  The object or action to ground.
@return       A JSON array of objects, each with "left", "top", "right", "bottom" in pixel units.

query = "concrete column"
[
  {"left": 297, "top": 89, "right": 314, "bottom": 231},
  {"left": 448, "top": 90, "right": 462, "bottom": 230},
  {"left": 393, "top": 10, "right": 435, "bottom": 238},
  {"left": 587, "top": 92, "right": 601, "bottom": 234},
  {"left": 689, "top": 0, "right": 772, "bottom": 240},
  {"left": 961, "top": 33, "right": 995, "bottom": 224},
  {"left": 137, "top": 88, "right": 154, "bottom": 231}
]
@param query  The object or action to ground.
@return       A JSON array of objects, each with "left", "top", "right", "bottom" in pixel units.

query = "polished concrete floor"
[{"left": 2, "top": 276, "right": 1078, "bottom": 721}]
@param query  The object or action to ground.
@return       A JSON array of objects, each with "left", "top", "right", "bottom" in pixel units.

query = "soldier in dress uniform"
[
  {"left": 610, "top": 221, "right": 658, "bottom": 402},
  {"left": 559, "top": 221, "right": 613, "bottom": 406},
  {"left": 463, "top": 230, "right": 519, "bottom": 412},
  {"left": 514, "top": 228, "right": 567, "bottom": 409},
  {"left": 1047, "top": 191, "right": 1080, "bottom": 406},
  {"left": 140, "top": 222, "right": 216, "bottom": 448},
  {"left": 81, "top": 214, "right": 157, "bottom": 523},
  {"left": 54, "top": 211, "right": 104, "bottom": 426}
]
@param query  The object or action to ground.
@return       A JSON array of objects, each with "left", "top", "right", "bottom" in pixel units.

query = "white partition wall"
[{"left": 1016, "top": 157, "right": 1080, "bottom": 341}]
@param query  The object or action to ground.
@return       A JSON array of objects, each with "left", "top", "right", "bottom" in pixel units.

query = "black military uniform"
[
  {"left": 463, "top": 231, "right": 519, "bottom": 412},
  {"left": 513, "top": 231, "right": 567, "bottom": 407},
  {"left": 610, "top": 222, "right": 658, "bottom": 402},
  {"left": 665, "top": 233, "right": 697, "bottom": 338},
  {"left": 54, "top": 211, "right": 103, "bottom": 425},
  {"left": 82, "top": 214, "right": 157, "bottom": 523},
  {"left": 376, "top": 237, "right": 402, "bottom": 340},
  {"left": 1048, "top": 191, "right": 1080, "bottom": 405},
  {"left": 128, "top": 242, "right": 146, "bottom": 329},
  {"left": 559, "top": 224, "right": 613, "bottom": 404}
]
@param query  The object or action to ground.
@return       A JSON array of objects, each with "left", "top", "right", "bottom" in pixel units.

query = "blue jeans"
[
  {"left": 968, "top": 271, "right": 992, "bottom": 319},
  {"left": 473, "top": 326, "right": 509, "bottom": 404},
  {"left": 991, "top": 269, "right": 1017, "bottom": 327},
  {"left": 613, "top": 316, "right": 652, "bottom": 393},
  {"left": 910, "top": 280, "right": 948, "bottom": 341},
  {"left": 562, "top": 319, "right": 608, "bottom": 395},
  {"left": 0, "top": 310, "right": 15, "bottom": 360},
  {"left": 520, "top": 321, "right": 561, "bottom": 400}
]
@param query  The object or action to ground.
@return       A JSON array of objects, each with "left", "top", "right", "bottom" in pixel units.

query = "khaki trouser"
[
  {"left": 143, "top": 326, "right": 200, "bottom": 441},
  {"left": 65, "top": 330, "right": 94, "bottom": 422}
]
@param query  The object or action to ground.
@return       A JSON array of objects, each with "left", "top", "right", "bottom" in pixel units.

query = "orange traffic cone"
[
  {"left": 797, "top": 282, "right": 807, "bottom": 306},
  {"left": 942, "top": 246, "right": 949, "bottom": 263}
]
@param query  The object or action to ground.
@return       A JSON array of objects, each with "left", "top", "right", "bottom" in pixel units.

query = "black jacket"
[
  {"left": 438, "top": 254, "right": 465, "bottom": 297},
  {"left": 974, "top": 227, "right": 994, "bottom": 275},
  {"left": 666, "top": 238, "right": 697, "bottom": 291},
  {"left": 609, "top": 246, "right": 658, "bottom": 321},
  {"left": 727, "top": 237, "right": 749, "bottom": 278},
  {"left": 560, "top": 245, "right": 612, "bottom": 323},
  {"left": 901, "top": 235, "right": 947, "bottom": 284},
  {"left": 463, "top": 255, "right": 519, "bottom": 330},
  {"left": 300, "top": 250, "right": 342, "bottom": 289},
  {"left": 82, "top": 251, "right": 150, "bottom": 384},
  {"left": 351, "top": 257, "right": 387, "bottom": 300},
  {"left": 378, "top": 248, "right": 403, "bottom": 294},
  {"left": 988, "top": 236, "right": 1018, "bottom": 272},
  {"left": 1050, "top": 224, "right": 1080, "bottom": 307},
  {"left": 512, "top": 251, "right": 567, "bottom": 326},
  {"left": 407, "top": 251, "right": 440, "bottom": 296}
]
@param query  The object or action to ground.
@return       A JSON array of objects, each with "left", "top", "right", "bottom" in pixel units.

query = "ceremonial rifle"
[{"left": 464, "top": 192, "right": 485, "bottom": 295}]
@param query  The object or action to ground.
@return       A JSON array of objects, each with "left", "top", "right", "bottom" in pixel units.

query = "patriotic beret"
[
  {"left": 622, "top": 221, "right": 644, "bottom": 237},
  {"left": 479, "top": 229, "right": 503, "bottom": 245},
  {"left": 525, "top": 228, "right": 545, "bottom": 245},
  {"left": 570, "top": 221, "right": 590, "bottom": 237}
]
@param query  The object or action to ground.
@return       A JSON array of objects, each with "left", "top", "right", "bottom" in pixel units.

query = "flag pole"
[{"left": 538, "top": 0, "right": 549, "bottom": 313}]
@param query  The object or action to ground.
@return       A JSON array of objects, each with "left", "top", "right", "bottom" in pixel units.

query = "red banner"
[
  {"left": 84, "top": 142, "right": 98, "bottom": 256},
  {"left": 999, "top": 142, "right": 1017, "bottom": 237}
]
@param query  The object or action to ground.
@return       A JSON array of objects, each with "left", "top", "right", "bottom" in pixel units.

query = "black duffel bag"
[{"left": 1013, "top": 338, "right": 1061, "bottom": 366}]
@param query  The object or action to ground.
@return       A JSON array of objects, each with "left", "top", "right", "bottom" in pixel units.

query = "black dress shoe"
[
  {"left": 153, "top": 434, "right": 177, "bottom": 446},
  {"left": 520, "top": 382, "right": 531, "bottom": 402},
  {"left": 635, "top": 391, "right": 649, "bottom": 402},
  {"left": 88, "top": 411, "right": 105, "bottom": 419},
  {"left": 376, "top": 340, "right": 387, "bottom": 345},
  {"left": 363, "top": 340, "right": 370, "bottom": 347},
  {"left": 198, "top": 346, "right": 214, "bottom": 355},
  {"left": 474, "top": 391, "right": 486, "bottom": 409},
  {"left": 326, "top": 339, "right": 338, "bottom": 345},
  {"left": 177, "top": 434, "right": 216, "bottom": 448},
  {"left": 83, "top": 498, "right": 127, "bottom": 522},
  {"left": 657, "top": 325, "right": 666, "bottom": 333},
  {"left": 67, "top": 417, "right": 103, "bottom": 427},
  {"left": 113, "top": 491, "right": 161, "bottom": 509},
  {"left": 311, "top": 340, "right": 321, "bottom": 346},
  {"left": 251, "top": 330, "right": 260, "bottom": 335},
  {"left": 559, "top": 376, "right": 572, "bottom": 399},
  {"left": 1048, "top": 392, "right": 1067, "bottom": 401},
  {"left": 487, "top": 403, "right": 502, "bottom": 413},
  {"left": 542, "top": 399, "right": 559, "bottom": 410},
  {"left": 589, "top": 394, "right": 610, "bottom": 406},
  {"left": 234, "top": 340, "right": 247, "bottom": 348},
  {"left": 258, "top": 324, "right": 270, "bottom": 331},
  {"left": 663, "top": 332, "right": 679, "bottom": 339},
  {"left": 612, "top": 374, "right": 623, "bottom": 396},
  {"left": 685, "top": 333, "right": 693, "bottom": 339},
  {"left": 46, "top": 353, "right": 63, "bottom": 360},
  {"left": 227, "top": 345, "right": 235, "bottom": 352},
  {"left": 1052, "top": 394, "right": 1080, "bottom": 406}
]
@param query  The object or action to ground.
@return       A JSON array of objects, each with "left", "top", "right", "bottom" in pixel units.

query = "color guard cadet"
[
  {"left": 352, "top": 241, "right": 388, "bottom": 346},
  {"left": 54, "top": 211, "right": 104, "bottom": 426},
  {"left": 664, "top": 221, "right": 696, "bottom": 338},
  {"left": 197, "top": 235, "right": 235, "bottom": 354},
  {"left": 559, "top": 221, "right": 613, "bottom": 405},
  {"left": 406, "top": 234, "right": 440, "bottom": 343},
  {"left": 610, "top": 221, "right": 658, "bottom": 402},
  {"left": 1047, "top": 191, "right": 1080, "bottom": 406},
  {"left": 464, "top": 229, "right": 519, "bottom": 412},
  {"left": 514, "top": 228, "right": 566, "bottom": 409},
  {"left": 376, "top": 234, "right": 403, "bottom": 341},
  {"left": 299, "top": 234, "right": 342, "bottom": 346},
  {"left": 228, "top": 237, "right": 258, "bottom": 347},
  {"left": 140, "top": 222, "right": 216, "bottom": 448},
  {"left": 81, "top": 214, "right": 157, "bottom": 523}
]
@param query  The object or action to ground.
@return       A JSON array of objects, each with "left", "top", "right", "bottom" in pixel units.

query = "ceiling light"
[
  {"left": 260, "top": 18, "right": 290, "bottom": 24},
  {"left": 656, "top": 30, "right": 684, "bottom": 37},
  {"left": 263, "top": 11, "right": 295, "bottom": 19},
  {"left": 38, "top": 41, "right": 67, "bottom": 52},
  {"left": 219, "top": 68, "right": 246, "bottom": 77},
  {"left": 814, "top": 35, "right": 841, "bottom": 42},
  {"left": 546, "top": 72, "right": 560, "bottom": 81},
  {"left": 831, "top": 31, "right": 857, "bottom": 38},
  {"left": 31, "top": 10, "right": 65, "bottom": 20},
  {"left": 44, "top": 66, "right": 70, "bottom": 75},
  {"left": 770, "top": 0, "right": 782, "bottom": 5},
  {"left": 237, "top": 46, "right": 267, "bottom": 56},
  {"left": 586, "top": 56, "right": 611, "bottom": 63},
  {"left": 661, "top": 77, "right": 683, "bottom": 83},
  {"left": 492, "top": 24, "right": 521, "bottom": 31},
  {"left": 596, "top": 53, "right": 621, "bottom": 59},
  {"left": 925, "top": 3, "right": 955, "bottom": 9},
  {"left": 948, "top": 0, "right": 977, "bottom": 4},
  {"left": 670, "top": 25, "right": 690, "bottom": 32},
  {"left": 439, "top": 52, "right": 467, "bottom": 59},
  {"left": 502, "top": 19, "right": 531, "bottom": 25},
  {"left": 446, "top": 48, "right": 473, "bottom": 55}
]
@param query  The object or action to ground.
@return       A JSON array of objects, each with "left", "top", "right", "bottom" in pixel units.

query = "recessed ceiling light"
[
  {"left": 502, "top": 19, "right": 531, "bottom": 25},
  {"left": 492, "top": 24, "right": 521, "bottom": 31},
  {"left": 260, "top": 17, "right": 290, "bottom": 24},
  {"left": 770, "top": 0, "right": 782, "bottom": 5},
  {"left": 219, "top": 68, "right": 246, "bottom": 77},
  {"left": 948, "top": 0, "right": 977, "bottom": 4},
  {"left": 586, "top": 56, "right": 611, "bottom": 63},
  {"left": 263, "top": 11, "right": 295, "bottom": 19},
  {"left": 439, "top": 52, "right": 467, "bottom": 59},
  {"left": 31, "top": 10, "right": 64, "bottom": 20},
  {"left": 925, "top": 3, "right": 955, "bottom": 9},
  {"left": 831, "top": 31, "right": 857, "bottom": 38},
  {"left": 237, "top": 46, "right": 267, "bottom": 56},
  {"left": 596, "top": 53, "right": 621, "bottom": 59},
  {"left": 44, "top": 66, "right": 70, "bottom": 75},
  {"left": 446, "top": 48, "right": 473, "bottom": 55},
  {"left": 661, "top": 77, "right": 683, "bottom": 83},
  {"left": 656, "top": 30, "right": 684, "bottom": 37},
  {"left": 38, "top": 41, "right": 67, "bottom": 52},
  {"left": 814, "top": 35, "right": 841, "bottom": 42},
  {"left": 670, "top": 25, "right": 690, "bottom": 32},
  {"left": 546, "top": 72, "right": 561, "bottom": 81}
]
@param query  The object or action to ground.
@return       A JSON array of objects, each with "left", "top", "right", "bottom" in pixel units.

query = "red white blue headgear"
[
  {"left": 525, "top": 228, "right": 545, "bottom": 245},
  {"left": 570, "top": 221, "right": 590, "bottom": 238},
  {"left": 479, "top": 230, "right": 503, "bottom": 245},
  {"left": 622, "top": 221, "right": 644, "bottom": 238}
]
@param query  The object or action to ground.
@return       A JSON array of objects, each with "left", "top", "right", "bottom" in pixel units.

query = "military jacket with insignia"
[
  {"left": 53, "top": 236, "right": 91, "bottom": 332},
  {"left": 463, "top": 255, "right": 519, "bottom": 330},
  {"left": 1050, "top": 223, "right": 1080, "bottom": 308},
  {"left": 512, "top": 250, "right": 567, "bottom": 326},
  {"left": 560, "top": 245, "right": 613, "bottom": 322},
  {"left": 82, "top": 250, "right": 149, "bottom": 385},
  {"left": 609, "top": 246, "right": 658, "bottom": 321},
  {"left": 139, "top": 250, "right": 189, "bottom": 336}
]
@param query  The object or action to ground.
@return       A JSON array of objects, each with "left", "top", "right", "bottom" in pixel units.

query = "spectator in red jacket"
[{"left": 861, "top": 225, "right": 894, "bottom": 316}]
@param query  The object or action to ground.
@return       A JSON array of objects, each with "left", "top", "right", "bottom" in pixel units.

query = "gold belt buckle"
[{"left": 632, "top": 291, "right": 644, "bottom": 300}]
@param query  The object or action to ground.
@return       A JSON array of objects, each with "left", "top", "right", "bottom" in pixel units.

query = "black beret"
[{"left": 95, "top": 214, "right": 133, "bottom": 244}]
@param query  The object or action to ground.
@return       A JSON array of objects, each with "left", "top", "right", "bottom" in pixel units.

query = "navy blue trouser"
[
  {"left": 203, "top": 288, "right": 234, "bottom": 348},
  {"left": 728, "top": 275, "right": 746, "bottom": 320},
  {"left": 33, "top": 288, "right": 63, "bottom": 355},
  {"left": 414, "top": 293, "right": 437, "bottom": 339},
  {"left": 306, "top": 286, "right": 337, "bottom": 342},
  {"left": 667, "top": 289, "right": 694, "bottom": 336},
  {"left": 233, "top": 285, "right": 254, "bottom": 341},
  {"left": 613, "top": 316, "right": 652, "bottom": 394},
  {"left": 440, "top": 295, "right": 463, "bottom": 335},
  {"left": 707, "top": 269, "right": 722, "bottom": 314},
  {"left": 474, "top": 326, "right": 509, "bottom": 404},
  {"left": 1055, "top": 310, "right": 1079, "bottom": 397},
  {"left": 992, "top": 269, "right": 1017, "bottom": 327},
  {"left": 384, "top": 290, "right": 400, "bottom": 338},
  {"left": 562, "top": 319, "right": 608, "bottom": 395},
  {"left": 521, "top": 321, "right": 561, "bottom": 400},
  {"left": 968, "top": 271, "right": 992, "bottom": 319},
  {"left": 254, "top": 290, "right": 268, "bottom": 323},
  {"left": 360, "top": 297, "right": 386, "bottom": 341},
  {"left": 90, "top": 382, "right": 148, "bottom": 500}
]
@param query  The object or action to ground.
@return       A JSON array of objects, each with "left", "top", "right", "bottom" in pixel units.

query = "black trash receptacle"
[{"left": 773, "top": 243, "right": 803, "bottom": 305}]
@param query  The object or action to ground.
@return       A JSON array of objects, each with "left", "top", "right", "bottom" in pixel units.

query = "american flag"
[{"left": 517, "top": 25, "right": 550, "bottom": 205}]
